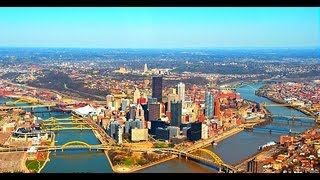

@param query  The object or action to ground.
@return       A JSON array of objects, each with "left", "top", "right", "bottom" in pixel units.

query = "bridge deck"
[
  {"left": 47, "top": 127, "right": 94, "bottom": 131},
  {"left": 42, "top": 122, "right": 89, "bottom": 125},
  {"left": 37, "top": 145, "right": 111, "bottom": 151},
  {"left": 271, "top": 114, "right": 315, "bottom": 120}
]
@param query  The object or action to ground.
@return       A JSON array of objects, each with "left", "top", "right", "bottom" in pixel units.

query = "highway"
[{"left": 64, "top": 83, "right": 105, "bottom": 100}]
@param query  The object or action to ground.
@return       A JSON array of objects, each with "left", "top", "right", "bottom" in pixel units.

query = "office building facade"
[
  {"left": 152, "top": 76, "right": 163, "bottom": 102},
  {"left": 205, "top": 91, "right": 214, "bottom": 118},
  {"left": 155, "top": 127, "right": 170, "bottom": 141},
  {"left": 149, "top": 102, "right": 161, "bottom": 121},
  {"left": 177, "top": 82, "right": 185, "bottom": 107},
  {"left": 170, "top": 100, "right": 182, "bottom": 127},
  {"left": 150, "top": 120, "right": 168, "bottom": 135},
  {"left": 187, "top": 121, "right": 202, "bottom": 141}
]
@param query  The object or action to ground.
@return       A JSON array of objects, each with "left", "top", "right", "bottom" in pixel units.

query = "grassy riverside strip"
[
  {"left": 25, "top": 151, "right": 50, "bottom": 173},
  {"left": 105, "top": 148, "right": 177, "bottom": 173},
  {"left": 37, "top": 151, "right": 50, "bottom": 173},
  {"left": 26, "top": 160, "right": 45, "bottom": 173}
]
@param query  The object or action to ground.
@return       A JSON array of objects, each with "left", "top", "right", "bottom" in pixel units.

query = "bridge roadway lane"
[
  {"left": 1, "top": 144, "right": 237, "bottom": 172},
  {"left": 85, "top": 117, "right": 115, "bottom": 145}
]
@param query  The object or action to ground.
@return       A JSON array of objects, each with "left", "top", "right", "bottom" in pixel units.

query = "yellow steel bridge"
[
  {"left": 262, "top": 102, "right": 301, "bottom": 107},
  {"left": 42, "top": 117, "right": 85, "bottom": 123},
  {"left": 5, "top": 139, "right": 235, "bottom": 172},
  {"left": 37, "top": 141, "right": 111, "bottom": 152},
  {"left": 41, "top": 117, "right": 94, "bottom": 131},
  {"left": 5, "top": 96, "right": 56, "bottom": 109},
  {"left": 270, "top": 114, "right": 316, "bottom": 120},
  {"left": 156, "top": 148, "right": 236, "bottom": 172},
  {"left": 42, "top": 124, "right": 94, "bottom": 131},
  {"left": 5, "top": 96, "right": 39, "bottom": 105}
]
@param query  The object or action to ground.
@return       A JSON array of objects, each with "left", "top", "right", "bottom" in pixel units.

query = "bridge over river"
[{"left": 1, "top": 139, "right": 237, "bottom": 173}]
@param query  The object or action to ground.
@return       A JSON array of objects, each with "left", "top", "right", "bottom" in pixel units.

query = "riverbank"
[
  {"left": 214, "top": 126, "right": 245, "bottom": 144},
  {"left": 255, "top": 88, "right": 316, "bottom": 118},
  {"left": 195, "top": 98, "right": 271, "bottom": 149},
  {"left": 34, "top": 133, "right": 55, "bottom": 173},
  {"left": 103, "top": 126, "right": 246, "bottom": 174},
  {"left": 92, "top": 129, "right": 104, "bottom": 145},
  {"left": 108, "top": 151, "right": 177, "bottom": 173},
  {"left": 38, "top": 151, "right": 50, "bottom": 173},
  {"left": 233, "top": 145, "right": 284, "bottom": 172},
  {"left": 211, "top": 117, "right": 270, "bottom": 145}
]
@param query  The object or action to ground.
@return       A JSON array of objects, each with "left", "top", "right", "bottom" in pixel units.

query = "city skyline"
[
  {"left": 0, "top": 35, "right": 320, "bottom": 173},
  {"left": 0, "top": 7, "right": 319, "bottom": 48}
]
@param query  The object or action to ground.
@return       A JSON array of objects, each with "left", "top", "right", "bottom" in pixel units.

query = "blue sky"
[{"left": 0, "top": 7, "right": 319, "bottom": 48}]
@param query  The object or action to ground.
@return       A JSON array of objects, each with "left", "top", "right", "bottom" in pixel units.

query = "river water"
[
  {"left": 0, "top": 84, "right": 315, "bottom": 173},
  {"left": 0, "top": 97, "right": 112, "bottom": 173},
  {"left": 38, "top": 113, "right": 113, "bottom": 173},
  {"left": 139, "top": 83, "right": 315, "bottom": 172}
]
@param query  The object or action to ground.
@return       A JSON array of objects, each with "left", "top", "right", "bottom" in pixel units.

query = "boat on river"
[{"left": 258, "top": 141, "right": 276, "bottom": 150}]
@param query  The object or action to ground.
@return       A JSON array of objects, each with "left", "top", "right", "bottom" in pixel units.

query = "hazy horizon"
[{"left": 0, "top": 46, "right": 319, "bottom": 50}]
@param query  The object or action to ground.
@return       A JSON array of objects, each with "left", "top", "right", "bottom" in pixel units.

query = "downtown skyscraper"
[
  {"left": 177, "top": 82, "right": 185, "bottom": 108},
  {"left": 170, "top": 100, "right": 182, "bottom": 128},
  {"left": 205, "top": 91, "right": 214, "bottom": 119},
  {"left": 152, "top": 76, "right": 163, "bottom": 102}
]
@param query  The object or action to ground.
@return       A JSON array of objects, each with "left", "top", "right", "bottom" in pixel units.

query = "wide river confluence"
[{"left": 0, "top": 83, "right": 314, "bottom": 173}]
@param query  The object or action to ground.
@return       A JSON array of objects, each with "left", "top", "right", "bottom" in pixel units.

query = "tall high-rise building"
[
  {"left": 136, "top": 104, "right": 145, "bottom": 123},
  {"left": 121, "top": 99, "right": 130, "bottom": 111},
  {"left": 114, "top": 98, "right": 121, "bottom": 110},
  {"left": 107, "top": 121, "right": 123, "bottom": 144},
  {"left": 167, "top": 94, "right": 178, "bottom": 112},
  {"left": 170, "top": 100, "right": 182, "bottom": 128},
  {"left": 133, "top": 88, "right": 141, "bottom": 104},
  {"left": 214, "top": 98, "right": 221, "bottom": 117},
  {"left": 177, "top": 82, "right": 185, "bottom": 108},
  {"left": 106, "top": 94, "right": 114, "bottom": 109},
  {"left": 147, "top": 97, "right": 158, "bottom": 109},
  {"left": 205, "top": 91, "right": 214, "bottom": 118},
  {"left": 125, "top": 120, "right": 131, "bottom": 134},
  {"left": 187, "top": 121, "right": 202, "bottom": 141},
  {"left": 149, "top": 102, "right": 161, "bottom": 121},
  {"left": 107, "top": 120, "right": 117, "bottom": 138},
  {"left": 201, "top": 123, "right": 208, "bottom": 139},
  {"left": 150, "top": 120, "right": 167, "bottom": 135},
  {"left": 129, "top": 104, "right": 137, "bottom": 119},
  {"left": 155, "top": 127, "right": 170, "bottom": 141},
  {"left": 115, "top": 124, "right": 123, "bottom": 144},
  {"left": 144, "top": 64, "right": 148, "bottom": 73},
  {"left": 141, "top": 103, "right": 149, "bottom": 121},
  {"left": 125, "top": 119, "right": 144, "bottom": 134},
  {"left": 152, "top": 76, "right": 163, "bottom": 102}
]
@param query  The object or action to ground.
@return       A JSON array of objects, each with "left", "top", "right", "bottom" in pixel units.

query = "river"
[
  {"left": 139, "top": 83, "right": 315, "bottom": 172},
  {"left": 38, "top": 112, "right": 113, "bottom": 173},
  {"left": 0, "top": 97, "right": 113, "bottom": 173},
  {"left": 0, "top": 83, "right": 315, "bottom": 173}
]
